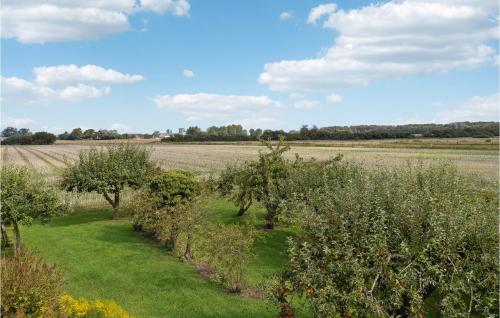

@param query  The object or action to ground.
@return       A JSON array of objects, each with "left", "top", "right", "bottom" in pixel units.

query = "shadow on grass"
[{"left": 48, "top": 208, "right": 115, "bottom": 227}]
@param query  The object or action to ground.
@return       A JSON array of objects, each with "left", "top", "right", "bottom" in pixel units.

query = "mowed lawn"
[{"left": 21, "top": 198, "right": 285, "bottom": 318}]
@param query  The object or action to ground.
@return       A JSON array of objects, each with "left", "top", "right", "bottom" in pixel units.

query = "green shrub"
[
  {"left": 1, "top": 251, "right": 63, "bottom": 317},
  {"left": 146, "top": 170, "right": 201, "bottom": 251},
  {"left": 127, "top": 169, "right": 206, "bottom": 259},
  {"left": 196, "top": 224, "right": 255, "bottom": 292},
  {"left": 273, "top": 160, "right": 499, "bottom": 317}
]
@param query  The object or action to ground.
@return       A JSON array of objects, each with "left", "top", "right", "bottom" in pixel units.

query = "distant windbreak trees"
[
  {"left": 1, "top": 127, "right": 56, "bottom": 145},
  {"left": 163, "top": 122, "right": 499, "bottom": 142}
]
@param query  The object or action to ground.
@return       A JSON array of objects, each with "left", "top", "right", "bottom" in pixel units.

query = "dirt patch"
[
  {"left": 241, "top": 287, "right": 265, "bottom": 299},
  {"left": 194, "top": 263, "right": 214, "bottom": 279}
]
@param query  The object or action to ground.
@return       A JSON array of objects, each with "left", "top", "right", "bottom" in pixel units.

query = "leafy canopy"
[
  {"left": 1, "top": 164, "right": 62, "bottom": 227},
  {"left": 61, "top": 143, "right": 155, "bottom": 195},
  {"left": 272, "top": 160, "right": 499, "bottom": 317}
]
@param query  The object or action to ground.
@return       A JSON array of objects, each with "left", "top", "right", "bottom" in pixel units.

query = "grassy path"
[{"left": 21, "top": 200, "right": 285, "bottom": 318}]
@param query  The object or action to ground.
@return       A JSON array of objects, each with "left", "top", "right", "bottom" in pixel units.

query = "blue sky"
[{"left": 1, "top": 0, "right": 499, "bottom": 133}]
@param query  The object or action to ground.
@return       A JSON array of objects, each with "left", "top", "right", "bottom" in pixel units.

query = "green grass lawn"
[{"left": 20, "top": 198, "right": 287, "bottom": 318}]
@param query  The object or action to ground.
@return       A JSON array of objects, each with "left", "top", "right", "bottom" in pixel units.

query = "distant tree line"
[
  {"left": 1, "top": 127, "right": 56, "bottom": 145},
  {"left": 164, "top": 122, "right": 499, "bottom": 142},
  {"left": 3, "top": 122, "right": 497, "bottom": 145},
  {"left": 57, "top": 127, "right": 162, "bottom": 140}
]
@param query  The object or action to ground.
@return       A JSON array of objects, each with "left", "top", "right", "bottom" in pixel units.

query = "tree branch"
[{"left": 102, "top": 191, "right": 114, "bottom": 207}]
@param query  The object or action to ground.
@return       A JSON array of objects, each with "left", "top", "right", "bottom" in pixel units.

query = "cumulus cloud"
[
  {"left": 326, "top": 93, "right": 342, "bottom": 103},
  {"left": 434, "top": 93, "right": 499, "bottom": 123},
  {"left": 307, "top": 3, "right": 337, "bottom": 24},
  {"left": 2, "top": 64, "right": 143, "bottom": 103},
  {"left": 279, "top": 11, "right": 295, "bottom": 20},
  {"left": 183, "top": 69, "right": 195, "bottom": 78},
  {"left": 153, "top": 93, "right": 282, "bottom": 124},
  {"left": 1, "top": 116, "right": 35, "bottom": 128},
  {"left": 140, "top": 0, "right": 190, "bottom": 15},
  {"left": 260, "top": 0, "right": 499, "bottom": 91},
  {"left": 34, "top": 64, "right": 144, "bottom": 86},
  {"left": 1, "top": 0, "right": 190, "bottom": 43}
]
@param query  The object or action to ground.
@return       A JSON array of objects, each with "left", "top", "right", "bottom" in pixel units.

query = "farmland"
[
  {"left": 2, "top": 139, "right": 498, "bottom": 181},
  {"left": 2, "top": 139, "right": 498, "bottom": 317}
]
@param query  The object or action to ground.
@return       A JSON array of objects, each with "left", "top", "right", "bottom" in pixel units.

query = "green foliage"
[
  {"left": 1, "top": 131, "right": 57, "bottom": 145},
  {"left": 272, "top": 160, "right": 499, "bottom": 317},
  {"left": 218, "top": 138, "right": 291, "bottom": 228},
  {"left": 148, "top": 169, "right": 201, "bottom": 207},
  {"left": 1, "top": 251, "right": 63, "bottom": 317},
  {"left": 129, "top": 169, "right": 203, "bottom": 255},
  {"left": 196, "top": 224, "right": 255, "bottom": 292},
  {"left": 61, "top": 143, "right": 155, "bottom": 219},
  {"left": 217, "top": 164, "right": 260, "bottom": 217},
  {"left": 1, "top": 164, "right": 64, "bottom": 251},
  {"left": 2, "top": 126, "right": 21, "bottom": 137},
  {"left": 255, "top": 139, "right": 290, "bottom": 228}
]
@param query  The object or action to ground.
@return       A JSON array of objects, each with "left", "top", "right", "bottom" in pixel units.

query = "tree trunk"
[
  {"left": 1, "top": 224, "right": 10, "bottom": 248},
  {"left": 265, "top": 208, "right": 275, "bottom": 229},
  {"left": 183, "top": 228, "right": 193, "bottom": 260},
  {"left": 236, "top": 199, "right": 252, "bottom": 217},
  {"left": 112, "top": 191, "right": 120, "bottom": 220},
  {"left": 167, "top": 225, "right": 179, "bottom": 252},
  {"left": 103, "top": 191, "right": 120, "bottom": 220},
  {"left": 13, "top": 222, "right": 21, "bottom": 253},
  {"left": 133, "top": 223, "right": 143, "bottom": 232},
  {"left": 237, "top": 205, "right": 246, "bottom": 217}
]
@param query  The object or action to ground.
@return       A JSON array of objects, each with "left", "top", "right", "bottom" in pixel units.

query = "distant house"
[{"left": 178, "top": 128, "right": 186, "bottom": 136}]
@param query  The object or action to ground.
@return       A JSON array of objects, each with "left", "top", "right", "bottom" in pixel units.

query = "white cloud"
[
  {"left": 1, "top": 0, "right": 190, "bottom": 43},
  {"left": 140, "top": 0, "right": 190, "bottom": 15},
  {"left": 260, "top": 0, "right": 498, "bottom": 91},
  {"left": 34, "top": 64, "right": 144, "bottom": 86},
  {"left": 293, "top": 99, "right": 321, "bottom": 109},
  {"left": 110, "top": 123, "right": 131, "bottom": 133},
  {"left": 280, "top": 11, "right": 294, "bottom": 20},
  {"left": 326, "top": 93, "right": 342, "bottom": 103},
  {"left": 58, "top": 84, "right": 111, "bottom": 101},
  {"left": 1, "top": 116, "right": 35, "bottom": 128},
  {"left": 434, "top": 93, "right": 499, "bottom": 123},
  {"left": 183, "top": 69, "right": 195, "bottom": 78},
  {"left": 153, "top": 93, "right": 282, "bottom": 122},
  {"left": 307, "top": 3, "right": 337, "bottom": 24},
  {"left": 2, "top": 64, "right": 142, "bottom": 104}
]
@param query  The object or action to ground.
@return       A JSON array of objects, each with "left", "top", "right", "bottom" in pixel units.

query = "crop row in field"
[{"left": 2, "top": 143, "right": 498, "bottom": 181}]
